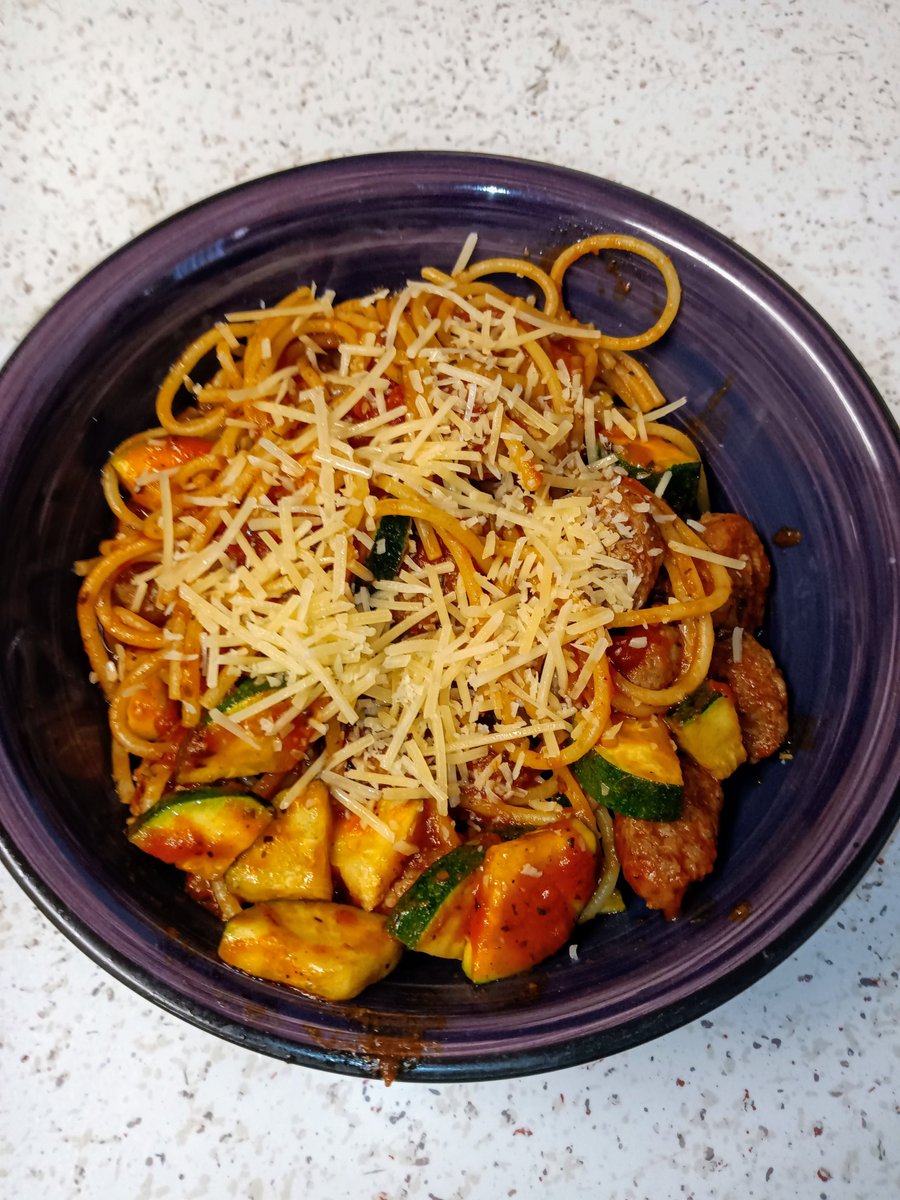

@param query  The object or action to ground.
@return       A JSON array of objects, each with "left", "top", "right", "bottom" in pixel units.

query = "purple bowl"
[{"left": 0, "top": 153, "right": 897, "bottom": 1081}]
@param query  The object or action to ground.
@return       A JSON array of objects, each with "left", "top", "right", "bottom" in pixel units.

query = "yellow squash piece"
[
  {"left": 225, "top": 781, "right": 334, "bottom": 902},
  {"left": 111, "top": 435, "right": 214, "bottom": 507},
  {"left": 330, "top": 799, "right": 424, "bottom": 911},
  {"left": 463, "top": 819, "right": 597, "bottom": 984},
  {"left": 666, "top": 684, "right": 747, "bottom": 780},
  {"left": 125, "top": 674, "right": 179, "bottom": 742},
  {"left": 218, "top": 900, "right": 403, "bottom": 1001}
]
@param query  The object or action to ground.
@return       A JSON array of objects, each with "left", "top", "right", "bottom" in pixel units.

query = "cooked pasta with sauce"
[{"left": 76, "top": 234, "right": 788, "bottom": 1000}]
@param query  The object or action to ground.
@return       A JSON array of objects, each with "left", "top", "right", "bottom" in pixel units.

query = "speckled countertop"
[{"left": 1, "top": 2, "right": 898, "bottom": 1197}]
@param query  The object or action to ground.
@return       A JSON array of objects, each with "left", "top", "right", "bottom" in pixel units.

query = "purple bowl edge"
[{"left": 0, "top": 151, "right": 898, "bottom": 1082}]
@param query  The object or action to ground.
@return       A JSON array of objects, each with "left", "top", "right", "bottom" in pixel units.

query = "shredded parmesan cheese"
[
  {"left": 732, "top": 626, "right": 744, "bottom": 663},
  {"left": 96, "top": 257, "right": 729, "bottom": 840},
  {"left": 668, "top": 540, "right": 747, "bottom": 571}
]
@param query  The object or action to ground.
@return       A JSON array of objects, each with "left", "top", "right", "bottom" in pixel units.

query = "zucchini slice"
[
  {"left": 128, "top": 787, "right": 272, "bottom": 879},
  {"left": 607, "top": 428, "right": 701, "bottom": 517},
  {"left": 386, "top": 843, "right": 486, "bottom": 959},
  {"left": 225, "top": 781, "right": 334, "bottom": 902},
  {"left": 330, "top": 798, "right": 425, "bottom": 911},
  {"left": 570, "top": 715, "right": 684, "bottom": 821},
  {"left": 462, "top": 819, "right": 597, "bottom": 984},
  {"left": 358, "top": 515, "right": 411, "bottom": 589},
  {"left": 217, "top": 673, "right": 287, "bottom": 716},
  {"left": 667, "top": 682, "right": 747, "bottom": 780},
  {"left": 219, "top": 900, "right": 403, "bottom": 1001},
  {"left": 177, "top": 726, "right": 291, "bottom": 785},
  {"left": 180, "top": 701, "right": 309, "bottom": 784}
]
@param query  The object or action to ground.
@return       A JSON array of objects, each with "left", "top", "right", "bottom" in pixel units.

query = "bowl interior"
[{"left": 0, "top": 154, "right": 898, "bottom": 1080}]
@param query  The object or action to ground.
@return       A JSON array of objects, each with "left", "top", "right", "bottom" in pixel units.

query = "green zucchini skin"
[
  {"left": 570, "top": 749, "right": 683, "bottom": 821},
  {"left": 495, "top": 825, "right": 533, "bottom": 841},
  {"left": 616, "top": 456, "right": 701, "bottom": 518},
  {"left": 386, "top": 843, "right": 485, "bottom": 950},
  {"left": 667, "top": 683, "right": 747, "bottom": 780},
  {"left": 358, "top": 515, "right": 412, "bottom": 588},
  {"left": 217, "top": 674, "right": 287, "bottom": 715},
  {"left": 668, "top": 681, "right": 720, "bottom": 725},
  {"left": 129, "top": 787, "right": 272, "bottom": 879}
]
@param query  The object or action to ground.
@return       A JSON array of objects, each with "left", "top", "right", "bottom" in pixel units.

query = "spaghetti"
[{"left": 76, "top": 234, "right": 787, "bottom": 999}]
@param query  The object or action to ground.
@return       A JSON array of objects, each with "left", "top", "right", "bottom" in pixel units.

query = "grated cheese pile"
[{"left": 136, "top": 269, "right": 670, "bottom": 818}]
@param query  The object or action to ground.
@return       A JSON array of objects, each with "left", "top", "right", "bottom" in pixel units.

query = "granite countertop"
[{"left": 1, "top": 2, "right": 897, "bottom": 1197}]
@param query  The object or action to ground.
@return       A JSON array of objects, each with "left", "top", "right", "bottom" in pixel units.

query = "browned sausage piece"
[
  {"left": 609, "top": 624, "right": 683, "bottom": 690},
  {"left": 710, "top": 632, "right": 788, "bottom": 763},
  {"left": 700, "top": 512, "right": 771, "bottom": 632},
  {"left": 111, "top": 564, "right": 168, "bottom": 625},
  {"left": 614, "top": 757, "right": 723, "bottom": 920},
  {"left": 599, "top": 480, "right": 666, "bottom": 608}
]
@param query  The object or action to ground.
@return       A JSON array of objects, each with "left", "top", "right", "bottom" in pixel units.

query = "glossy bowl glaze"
[{"left": 0, "top": 153, "right": 898, "bottom": 1081}]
